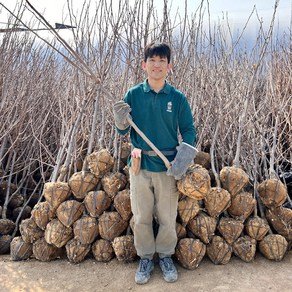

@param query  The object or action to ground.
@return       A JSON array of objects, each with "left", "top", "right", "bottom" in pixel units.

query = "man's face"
[{"left": 142, "top": 55, "right": 172, "bottom": 81}]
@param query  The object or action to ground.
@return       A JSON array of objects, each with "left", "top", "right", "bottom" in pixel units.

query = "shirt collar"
[{"left": 143, "top": 79, "right": 171, "bottom": 94}]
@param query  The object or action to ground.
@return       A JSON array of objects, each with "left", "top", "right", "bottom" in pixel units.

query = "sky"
[{"left": 0, "top": 0, "right": 291, "bottom": 43}]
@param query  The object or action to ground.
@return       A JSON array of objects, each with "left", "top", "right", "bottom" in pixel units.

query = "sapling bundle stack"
[
  {"left": 201, "top": 120, "right": 233, "bottom": 265},
  {"left": 7, "top": 141, "right": 291, "bottom": 267},
  {"left": 203, "top": 121, "right": 231, "bottom": 218},
  {"left": 255, "top": 117, "right": 290, "bottom": 259},
  {"left": 244, "top": 128, "right": 270, "bottom": 241}
]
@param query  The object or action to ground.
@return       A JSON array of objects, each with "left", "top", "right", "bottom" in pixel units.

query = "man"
[{"left": 113, "top": 42, "right": 197, "bottom": 284}]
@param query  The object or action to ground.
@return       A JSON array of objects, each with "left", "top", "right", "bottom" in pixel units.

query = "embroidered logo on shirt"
[{"left": 167, "top": 101, "right": 172, "bottom": 112}]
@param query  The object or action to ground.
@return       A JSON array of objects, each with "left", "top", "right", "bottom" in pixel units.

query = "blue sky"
[
  {"left": 1, "top": 0, "right": 290, "bottom": 25},
  {"left": 0, "top": 0, "right": 291, "bottom": 43}
]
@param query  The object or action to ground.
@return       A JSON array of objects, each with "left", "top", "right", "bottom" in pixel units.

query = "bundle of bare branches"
[{"left": 6, "top": 146, "right": 290, "bottom": 269}]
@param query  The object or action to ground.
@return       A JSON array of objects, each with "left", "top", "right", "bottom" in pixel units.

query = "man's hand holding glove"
[
  {"left": 167, "top": 142, "right": 198, "bottom": 180},
  {"left": 113, "top": 101, "right": 131, "bottom": 130}
]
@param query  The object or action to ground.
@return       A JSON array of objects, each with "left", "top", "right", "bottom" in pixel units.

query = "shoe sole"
[{"left": 163, "top": 275, "right": 178, "bottom": 283}]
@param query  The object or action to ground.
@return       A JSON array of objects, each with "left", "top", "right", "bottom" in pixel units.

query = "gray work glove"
[
  {"left": 167, "top": 142, "right": 198, "bottom": 180},
  {"left": 113, "top": 101, "right": 131, "bottom": 130}
]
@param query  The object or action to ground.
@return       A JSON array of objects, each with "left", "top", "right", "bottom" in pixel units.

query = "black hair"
[{"left": 144, "top": 42, "right": 171, "bottom": 63}]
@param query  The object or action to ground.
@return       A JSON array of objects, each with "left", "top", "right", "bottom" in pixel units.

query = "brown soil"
[{"left": 0, "top": 251, "right": 291, "bottom": 292}]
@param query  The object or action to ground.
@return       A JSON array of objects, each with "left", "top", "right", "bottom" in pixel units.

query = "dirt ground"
[{"left": 0, "top": 251, "right": 292, "bottom": 292}]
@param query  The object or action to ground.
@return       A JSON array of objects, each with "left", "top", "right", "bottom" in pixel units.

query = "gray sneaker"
[
  {"left": 135, "top": 258, "right": 154, "bottom": 285},
  {"left": 159, "top": 257, "right": 178, "bottom": 283}
]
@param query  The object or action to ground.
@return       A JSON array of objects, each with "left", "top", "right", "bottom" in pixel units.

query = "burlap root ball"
[
  {"left": 177, "top": 195, "right": 200, "bottom": 226},
  {"left": 204, "top": 187, "right": 231, "bottom": 217},
  {"left": 31, "top": 201, "right": 55, "bottom": 230},
  {"left": 42, "top": 182, "right": 71, "bottom": 211},
  {"left": 245, "top": 216, "right": 270, "bottom": 241},
  {"left": 257, "top": 179, "right": 287, "bottom": 208},
  {"left": 217, "top": 217, "right": 244, "bottom": 245},
  {"left": 65, "top": 238, "right": 91, "bottom": 264},
  {"left": 175, "top": 238, "right": 206, "bottom": 270},
  {"left": 84, "top": 190, "right": 111, "bottom": 217},
  {"left": 19, "top": 218, "right": 44, "bottom": 243},
  {"left": 10, "top": 236, "right": 33, "bottom": 261},
  {"left": 259, "top": 234, "right": 288, "bottom": 261},
  {"left": 87, "top": 149, "right": 114, "bottom": 178},
  {"left": 177, "top": 164, "right": 211, "bottom": 200},
  {"left": 206, "top": 235, "right": 232, "bottom": 265},
  {"left": 112, "top": 235, "right": 137, "bottom": 262},
  {"left": 187, "top": 212, "right": 217, "bottom": 244},
  {"left": 233, "top": 235, "right": 257, "bottom": 263},
  {"left": 219, "top": 166, "right": 249, "bottom": 197},
  {"left": 92, "top": 239, "right": 115, "bottom": 262},
  {"left": 69, "top": 171, "right": 99, "bottom": 200}
]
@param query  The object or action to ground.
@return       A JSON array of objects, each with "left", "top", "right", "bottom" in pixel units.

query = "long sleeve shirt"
[{"left": 117, "top": 79, "right": 197, "bottom": 172}]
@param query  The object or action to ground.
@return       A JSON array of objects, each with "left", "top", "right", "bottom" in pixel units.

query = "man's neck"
[{"left": 148, "top": 79, "right": 165, "bottom": 93}]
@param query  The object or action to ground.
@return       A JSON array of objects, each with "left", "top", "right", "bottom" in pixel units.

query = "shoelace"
[
  {"left": 139, "top": 259, "right": 150, "bottom": 272},
  {"left": 161, "top": 257, "right": 173, "bottom": 271}
]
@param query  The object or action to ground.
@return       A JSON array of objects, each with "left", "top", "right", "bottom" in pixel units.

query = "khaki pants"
[{"left": 130, "top": 169, "right": 179, "bottom": 259}]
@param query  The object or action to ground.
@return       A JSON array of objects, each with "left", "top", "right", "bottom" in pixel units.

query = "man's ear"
[
  {"left": 167, "top": 63, "right": 173, "bottom": 72},
  {"left": 141, "top": 60, "right": 146, "bottom": 70}
]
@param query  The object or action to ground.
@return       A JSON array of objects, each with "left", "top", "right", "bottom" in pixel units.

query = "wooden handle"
[{"left": 126, "top": 115, "right": 171, "bottom": 169}]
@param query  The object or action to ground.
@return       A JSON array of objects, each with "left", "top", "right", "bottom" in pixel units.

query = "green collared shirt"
[{"left": 117, "top": 79, "right": 196, "bottom": 172}]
